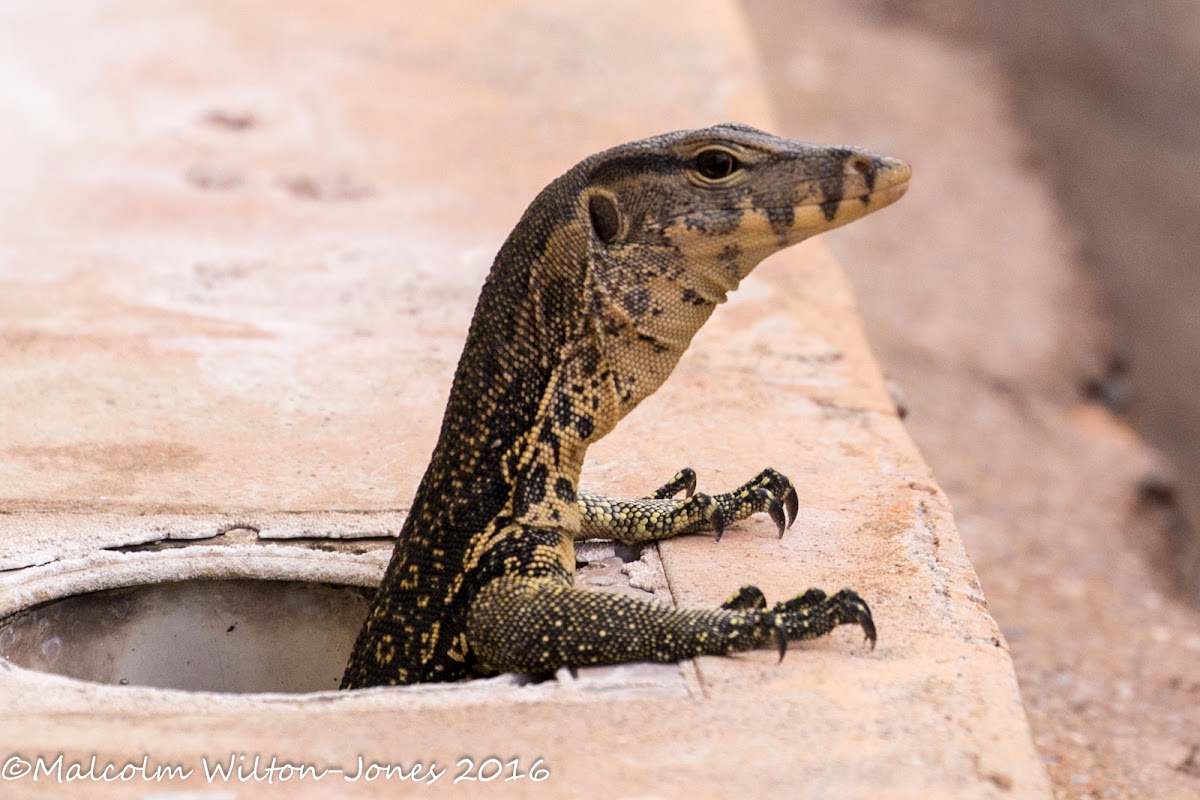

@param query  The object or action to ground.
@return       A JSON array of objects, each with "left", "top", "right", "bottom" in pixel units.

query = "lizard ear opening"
[{"left": 588, "top": 192, "right": 621, "bottom": 244}]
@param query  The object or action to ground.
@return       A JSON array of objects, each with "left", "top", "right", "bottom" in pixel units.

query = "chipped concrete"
[{"left": 0, "top": 0, "right": 1050, "bottom": 797}]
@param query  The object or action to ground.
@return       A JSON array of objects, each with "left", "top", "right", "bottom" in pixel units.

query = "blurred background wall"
[
  {"left": 742, "top": 3, "right": 1200, "bottom": 794},
  {"left": 886, "top": 0, "right": 1200, "bottom": 593}
]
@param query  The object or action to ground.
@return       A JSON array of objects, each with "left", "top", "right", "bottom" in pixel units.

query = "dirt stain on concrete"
[{"left": 9, "top": 442, "right": 205, "bottom": 476}]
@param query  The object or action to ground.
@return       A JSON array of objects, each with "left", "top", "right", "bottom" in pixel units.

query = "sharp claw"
[
  {"left": 767, "top": 497, "right": 786, "bottom": 538},
  {"left": 712, "top": 506, "right": 726, "bottom": 542},
  {"left": 773, "top": 618, "right": 788, "bottom": 662},
  {"left": 837, "top": 589, "right": 876, "bottom": 650},
  {"left": 784, "top": 486, "right": 798, "bottom": 529}
]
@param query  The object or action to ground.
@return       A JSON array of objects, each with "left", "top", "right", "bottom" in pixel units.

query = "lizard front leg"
[
  {"left": 576, "top": 467, "right": 799, "bottom": 543},
  {"left": 466, "top": 574, "right": 876, "bottom": 675}
]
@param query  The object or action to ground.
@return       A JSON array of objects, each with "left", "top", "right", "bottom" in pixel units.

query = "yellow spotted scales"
[{"left": 341, "top": 125, "right": 910, "bottom": 688}]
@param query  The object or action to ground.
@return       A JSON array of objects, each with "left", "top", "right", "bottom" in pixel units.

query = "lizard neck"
[{"left": 406, "top": 193, "right": 598, "bottom": 539}]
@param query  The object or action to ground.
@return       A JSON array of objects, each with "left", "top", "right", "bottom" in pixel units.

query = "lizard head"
[
  {"left": 576, "top": 123, "right": 909, "bottom": 411},
  {"left": 582, "top": 123, "right": 909, "bottom": 299}
]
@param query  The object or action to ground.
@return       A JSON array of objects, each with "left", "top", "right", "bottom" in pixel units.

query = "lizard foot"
[
  {"left": 577, "top": 467, "right": 799, "bottom": 543},
  {"left": 650, "top": 466, "right": 797, "bottom": 541},
  {"left": 768, "top": 588, "right": 877, "bottom": 659},
  {"left": 713, "top": 467, "right": 799, "bottom": 540},
  {"left": 721, "top": 584, "right": 768, "bottom": 611}
]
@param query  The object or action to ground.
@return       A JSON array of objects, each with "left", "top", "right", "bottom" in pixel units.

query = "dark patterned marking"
[
  {"left": 554, "top": 393, "right": 574, "bottom": 428},
  {"left": 623, "top": 287, "right": 651, "bottom": 317},
  {"left": 555, "top": 477, "right": 576, "bottom": 503},
  {"left": 538, "top": 425, "right": 561, "bottom": 452},
  {"left": 860, "top": 158, "right": 877, "bottom": 191},
  {"left": 587, "top": 151, "right": 679, "bottom": 183},
  {"left": 819, "top": 197, "right": 840, "bottom": 222},
  {"left": 818, "top": 161, "right": 846, "bottom": 222},
  {"left": 766, "top": 206, "right": 795, "bottom": 233},
  {"left": 682, "top": 207, "right": 744, "bottom": 235},
  {"left": 527, "top": 464, "right": 548, "bottom": 505}
]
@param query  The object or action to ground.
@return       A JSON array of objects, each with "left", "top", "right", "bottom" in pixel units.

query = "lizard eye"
[{"left": 695, "top": 149, "right": 740, "bottom": 180}]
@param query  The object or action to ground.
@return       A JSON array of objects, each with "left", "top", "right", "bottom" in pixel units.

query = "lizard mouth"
[
  {"left": 853, "top": 179, "right": 909, "bottom": 208},
  {"left": 787, "top": 181, "right": 910, "bottom": 211},
  {"left": 871, "top": 169, "right": 911, "bottom": 201},
  {"left": 789, "top": 162, "right": 912, "bottom": 224},
  {"left": 840, "top": 159, "right": 912, "bottom": 210}
]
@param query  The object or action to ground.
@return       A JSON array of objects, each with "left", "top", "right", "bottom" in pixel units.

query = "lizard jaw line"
[
  {"left": 860, "top": 179, "right": 910, "bottom": 208},
  {"left": 790, "top": 179, "right": 912, "bottom": 214}
]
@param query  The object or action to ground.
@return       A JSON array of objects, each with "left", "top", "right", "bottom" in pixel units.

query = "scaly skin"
[
  {"left": 341, "top": 124, "right": 910, "bottom": 688},
  {"left": 576, "top": 467, "right": 799, "bottom": 543}
]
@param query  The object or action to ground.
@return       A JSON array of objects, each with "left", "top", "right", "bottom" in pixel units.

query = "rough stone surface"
[{"left": 0, "top": 1, "right": 1049, "bottom": 797}]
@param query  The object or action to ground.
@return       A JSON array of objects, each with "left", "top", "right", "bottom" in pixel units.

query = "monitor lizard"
[{"left": 341, "top": 123, "right": 910, "bottom": 688}]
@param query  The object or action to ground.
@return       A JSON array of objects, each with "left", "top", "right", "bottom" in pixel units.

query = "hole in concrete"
[
  {"left": 575, "top": 540, "right": 643, "bottom": 569},
  {"left": 0, "top": 579, "right": 373, "bottom": 693}
]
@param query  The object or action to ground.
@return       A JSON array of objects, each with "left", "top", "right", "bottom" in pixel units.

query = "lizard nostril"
[{"left": 848, "top": 156, "right": 871, "bottom": 176}]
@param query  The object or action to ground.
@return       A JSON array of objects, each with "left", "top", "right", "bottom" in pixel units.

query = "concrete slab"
[{"left": 0, "top": 0, "right": 1051, "bottom": 797}]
